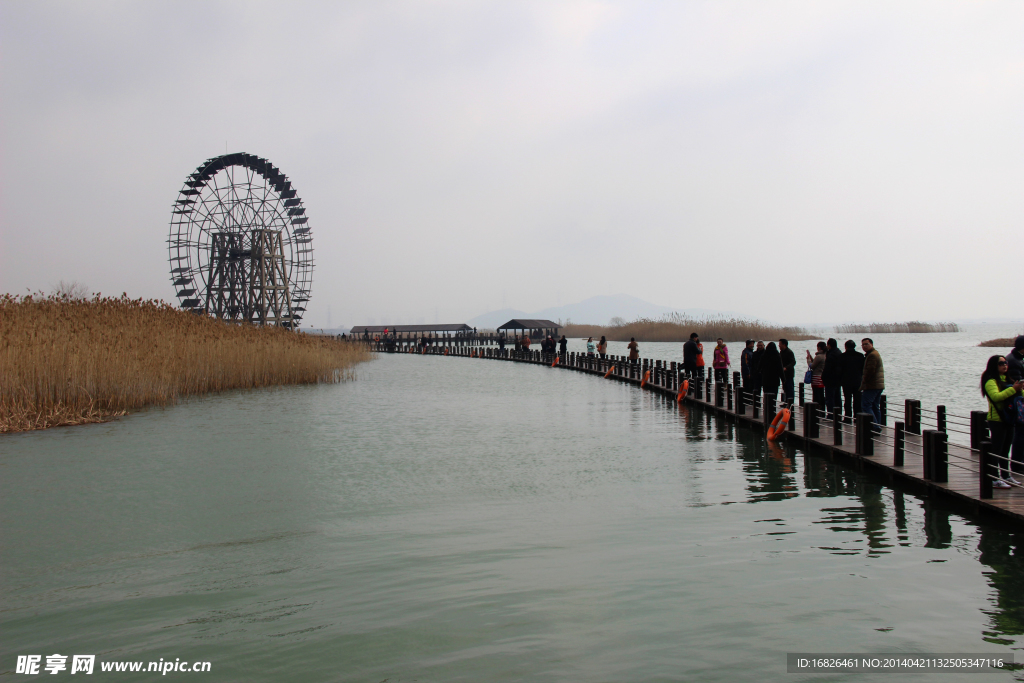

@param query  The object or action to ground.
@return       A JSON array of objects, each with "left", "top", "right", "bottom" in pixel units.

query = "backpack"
[{"left": 1006, "top": 394, "right": 1024, "bottom": 424}]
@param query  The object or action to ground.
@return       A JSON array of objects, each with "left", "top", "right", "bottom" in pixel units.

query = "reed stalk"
[{"left": 0, "top": 293, "right": 370, "bottom": 433}]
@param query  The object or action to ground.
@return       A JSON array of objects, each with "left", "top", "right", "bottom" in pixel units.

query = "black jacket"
[
  {"left": 683, "top": 340, "right": 699, "bottom": 369},
  {"left": 840, "top": 349, "right": 865, "bottom": 390},
  {"left": 780, "top": 347, "right": 796, "bottom": 379},
  {"left": 822, "top": 347, "right": 843, "bottom": 387},
  {"left": 750, "top": 348, "right": 765, "bottom": 378},
  {"left": 1007, "top": 348, "right": 1024, "bottom": 382},
  {"left": 760, "top": 345, "right": 783, "bottom": 385}
]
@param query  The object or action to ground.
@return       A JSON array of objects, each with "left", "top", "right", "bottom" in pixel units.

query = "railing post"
[
  {"left": 980, "top": 440, "right": 993, "bottom": 499},
  {"left": 933, "top": 431, "right": 948, "bottom": 483},
  {"left": 727, "top": 384, "right": 734, "bottom": 411},
  {"left": 855, "top": 413, "right": 874, "bottom": 455},
  {"left": 733, "top": 371, "right": 741, "bottom": 387},
  {"left": 803, "top": 403, "right": 819, "bottom": 438},
  {"left": 880, "top": 394, "right": 888, "bottom": 426},
  {"left": 922, "top": 429, "right": 934, "bottom": 480},
  {"left": 798, "top": 382, "right": 805, "bottom": 406},
  {"left": 705, "top": 378, "right": 712, "bottom": 402},
  {"left": 970, "top": 411, "right": 988, "bottom": 449},
  {"left": 736, "top": 387, "right": 746, "bottom": 415},
  {"left": 752, "top": 393, "right": 760, "bottom": 420},
  {"left": 922, "top": 430, "right": 946, "bottom": 482},
  {"left": 715, "top": 383, "right": 725, "bottom": 407},
  {"left": 936, "top": 405, "right": 946, "bottom": 433},
  {"left": 894, "top": 421, "right": 905, "bottom": 467},
  {"left": 906, "top": 399, "right": 921, "bottom": 435},
  {"left": 833, "top": 409, "right": 843, "bottom": 446}
]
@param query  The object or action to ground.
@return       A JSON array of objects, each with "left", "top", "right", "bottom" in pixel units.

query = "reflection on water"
[{"left": 2, "top": 354, "right": 1024, "bottom": 681}]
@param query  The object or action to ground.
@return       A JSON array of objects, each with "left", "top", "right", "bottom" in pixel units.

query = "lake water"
[{"left": 3, "top": 331, "right": 1024, "bottom": 681}]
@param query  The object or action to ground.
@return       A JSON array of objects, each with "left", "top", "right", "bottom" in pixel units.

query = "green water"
[{"left": 3, "top": 354, "right": 1023, "bottom": 681}]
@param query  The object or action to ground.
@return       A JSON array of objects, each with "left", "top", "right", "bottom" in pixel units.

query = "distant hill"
[
  {"left": 467, "top": 295, "right": 738, "bottom": 330},
  {"left": 465, "top": 308, "right": 531, "bottom": 331}
]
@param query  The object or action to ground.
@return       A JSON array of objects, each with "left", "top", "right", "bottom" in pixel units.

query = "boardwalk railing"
[{"left": 360, "top": 339, "right": 1023, "bottom": 525}]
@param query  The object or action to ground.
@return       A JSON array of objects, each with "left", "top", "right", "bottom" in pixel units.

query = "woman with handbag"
[
  {"left": 806, "top": 342, "right": 826, "bottom": 410},
  {"left": 982, "top": 355, "right": 1024, "bottom": 488}
]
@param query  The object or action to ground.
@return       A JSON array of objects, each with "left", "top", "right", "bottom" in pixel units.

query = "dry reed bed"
[
  {"left": 0, "top": 293, "right": 370, "bottom": 433},
  {"left": 834, "top": 321, "right": 960, "bottom": 334},
  {"left": 978, "top": 338, "right": 1017, "bottom": 348},
  {"left": 562, "top": 314, "right": 814, "bottom": 343}
]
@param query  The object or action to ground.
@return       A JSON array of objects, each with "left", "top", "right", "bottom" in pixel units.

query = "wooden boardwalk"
[{"left": 386, "top": 342, "right": 1024, "bottom": 527}]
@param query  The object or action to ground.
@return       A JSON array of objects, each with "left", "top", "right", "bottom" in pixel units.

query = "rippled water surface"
[{"left": 3, "top": 344, "right": 1024, "bottom": 681}]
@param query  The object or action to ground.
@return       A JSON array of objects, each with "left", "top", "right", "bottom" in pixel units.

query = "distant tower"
[{"left": 167, "top": 153, "right": 313, "bottom": 327}]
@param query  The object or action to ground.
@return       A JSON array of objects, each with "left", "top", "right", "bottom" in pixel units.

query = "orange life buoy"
[
  {"left": 604, "top": 364, "right": 615, "bottom": 378},
  {"left": 551, "top": 356, "right": 559, "bottom": 367},
  {"left": 767, "top": 408, "right": 791, "bottom": 441},
  {"left": 677, "top": 379, "right": 689, "bottom": 402},
  {"left": 640, "top": 369, "right": 650, "bottom": 388},
  {"left": 444, "top": 347, "right": 449, "bottom": 355}
]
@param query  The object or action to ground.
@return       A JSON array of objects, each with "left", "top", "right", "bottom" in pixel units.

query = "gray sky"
[{"left": 2, "top": 1, "right": 1021, "bottom": 328}]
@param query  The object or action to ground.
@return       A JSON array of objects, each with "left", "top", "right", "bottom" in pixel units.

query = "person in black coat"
[
  {"left": 822, "top": 338, "right": 843, "bottom": 417},
  {"left": 749, "top": 340, "right": 765, "bottom": 399},
  {"left": 760, "top": 342, "right": 783, "bottom": 403},
  {"left": 779, "top": 339, "right": 796, "bottom": 404},
  {"left": 840, "top": 340, "right": 864, "bottom": 422},
  {"left": 683, "top": 333, "right": 700, "bottom": 377}
]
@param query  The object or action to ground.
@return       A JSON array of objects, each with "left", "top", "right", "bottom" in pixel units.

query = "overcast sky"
[{"left": 2, "top": 1, "right": 1021, "bottom": 328}]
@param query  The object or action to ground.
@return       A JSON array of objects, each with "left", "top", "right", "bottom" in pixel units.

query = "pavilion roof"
[
  {"left": 349, "top": 324, "right": 473, "bottom": 334},
  {"left": 496, "top": 319, "right": 560, "bottom": 330}
]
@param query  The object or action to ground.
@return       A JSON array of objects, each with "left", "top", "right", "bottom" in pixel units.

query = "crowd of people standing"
[{"left": 698, "top": 334, "right": 884, "bottom": 426}]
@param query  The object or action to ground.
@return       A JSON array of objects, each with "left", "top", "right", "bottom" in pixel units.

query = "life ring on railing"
[
  {"left": 767, "top": 408, "right": 791, "bottom": 441},
  {"left": 604, "top": 364, "right": 615, "bottom": 378},
  {"left": 444, "top": 347, "right": 449, "bottom": 355},
  {"left": 640, "top": 370, "right": 650, "bottom": 388},
  {"left": 551, "top": 356, "right": 559, "bottom": 367},
  {"left": 677, "top": 379, "right": 689, "bottom": 402}
]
